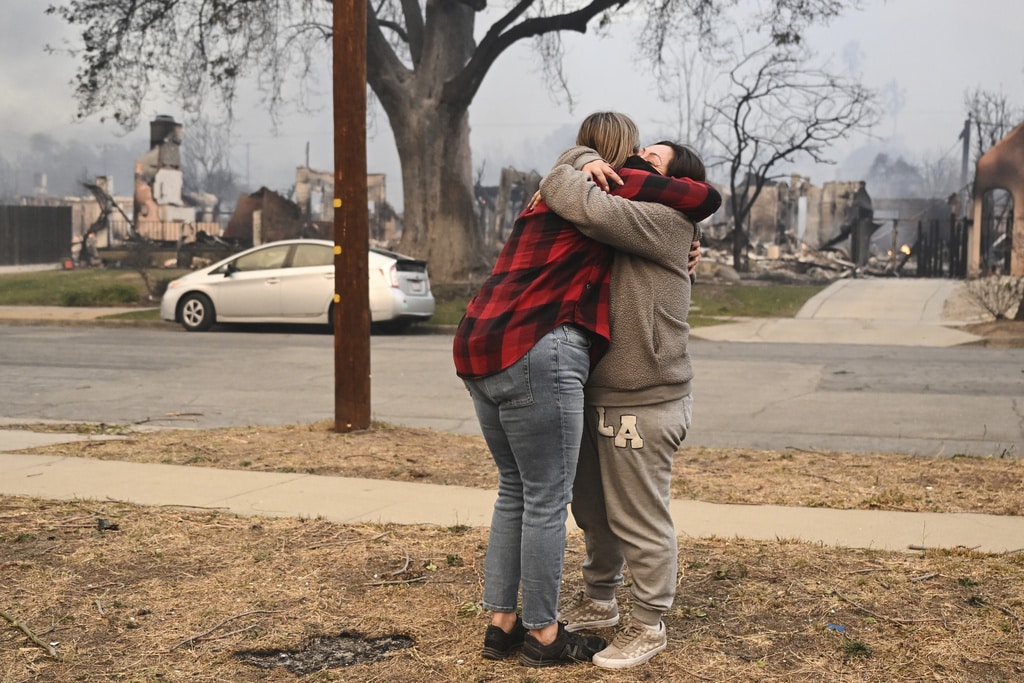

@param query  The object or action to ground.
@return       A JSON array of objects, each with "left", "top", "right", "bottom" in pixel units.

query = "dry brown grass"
[
  {"left": 3, "top": 421, "right": 1024, "bottom": 681},
  {"left": 2, "top": 497, "right": 1022, "bottom": 682}
]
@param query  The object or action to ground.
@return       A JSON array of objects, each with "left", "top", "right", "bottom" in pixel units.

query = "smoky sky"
[{"left": 2, "top": 0, "right": 1022, "bottom": 209}]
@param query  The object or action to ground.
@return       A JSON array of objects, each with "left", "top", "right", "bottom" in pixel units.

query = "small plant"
[
  {"left": 457, "top": 601, "right": 484, "bottom": 618},
  {"left": 965, "top": 275, "right": 1024, "bottom": 320},
  {"left": 841, "top": 638, "right": 873, "bottom": 659}
]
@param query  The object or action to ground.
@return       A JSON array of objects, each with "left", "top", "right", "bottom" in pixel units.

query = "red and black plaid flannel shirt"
[{"left": 453, "top": 156, "right": 719, "bottom": 379}]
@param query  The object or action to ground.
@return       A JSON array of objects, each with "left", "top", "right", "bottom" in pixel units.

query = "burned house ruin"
[{"left": 971, "top": 119, "right": 1024, "bottom": 277}]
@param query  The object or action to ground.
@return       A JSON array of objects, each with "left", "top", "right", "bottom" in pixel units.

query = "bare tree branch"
[
  {"left": 691, "top": 38, "right": 878, "bottom": 269},
  {"left": 46, "top": 0, "right": 871, "bottom": 280}
]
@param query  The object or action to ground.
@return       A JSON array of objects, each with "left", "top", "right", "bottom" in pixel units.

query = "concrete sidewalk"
[
  {"left": 2, "top": 447, "right": 1022, "bottom": 554},
  {"left": 690, "top": 278, "right": 986, "bottom": 346}
]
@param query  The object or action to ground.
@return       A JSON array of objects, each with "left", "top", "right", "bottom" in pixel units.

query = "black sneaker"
[
  {"left": 481, "top": 616, "right": 526, "bottom": 660},
  {"left": 519, "top": 622, "right": 607, "bottom": 667}
]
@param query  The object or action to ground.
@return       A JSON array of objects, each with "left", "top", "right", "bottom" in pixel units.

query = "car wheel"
[
  {"left": 326, "top": 303, "right": 336, "bottom": 335},
  {"left": 179, "top": 293, "right": 215, "bottom": 332}
]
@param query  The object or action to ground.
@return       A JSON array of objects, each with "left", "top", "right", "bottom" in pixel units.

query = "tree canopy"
[{"left": 47, "top": 0, "right": 861, "bottom": 281}]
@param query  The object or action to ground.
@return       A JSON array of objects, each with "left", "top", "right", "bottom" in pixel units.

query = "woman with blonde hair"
[{"left": 454, "top": 111, "right": 719, "bottom": 668}]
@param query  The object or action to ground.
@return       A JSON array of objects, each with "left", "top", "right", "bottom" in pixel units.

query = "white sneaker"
[
  {"left": 557, "top": 590, "right": 619, "bottom": 632},
  {"left": 592, "top": 620, "right": 667, "bottom": 669}
]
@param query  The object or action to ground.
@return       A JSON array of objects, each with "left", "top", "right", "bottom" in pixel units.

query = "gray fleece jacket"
[{"left": 539, "top": 146, "right": 697, "bottom": 406}]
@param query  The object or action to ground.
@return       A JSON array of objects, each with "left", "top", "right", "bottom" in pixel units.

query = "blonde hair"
[{"left": 576, "top": 112, "right": 639, "bottom": 167}]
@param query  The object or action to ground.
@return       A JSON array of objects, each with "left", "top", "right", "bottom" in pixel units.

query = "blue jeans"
[{"left": 463, "top": 324, "right": 591, "bottom": 630}]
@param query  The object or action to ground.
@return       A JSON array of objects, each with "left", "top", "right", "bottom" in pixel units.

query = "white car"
[{"left": 160, "top": 239, "right": 434, "bottom": 333}]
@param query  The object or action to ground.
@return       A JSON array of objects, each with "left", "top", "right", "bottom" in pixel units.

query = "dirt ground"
[
  {"left": 2, "top": 496, "right": 1022, "bottom": 682},
  {"left": 3, "top": 417, "right": 1023, "bottom": 682},
  {"left": 961, "top": 319, "right": 1024, "bottom": 348}
]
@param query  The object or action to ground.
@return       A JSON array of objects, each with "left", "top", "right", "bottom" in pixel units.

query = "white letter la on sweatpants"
[{"left": 595, "top": 407, "right": 644, "bottom": 449}]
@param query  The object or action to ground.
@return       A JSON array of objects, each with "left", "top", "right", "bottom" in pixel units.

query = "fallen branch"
[
  {"left": 971, "top": 596, "right": 1022, "bottom": 632},
  {"left": 199, "top": 623, "right": 259, "bottom": 642},
  {"left": 1, "top": 609, "right": 59, "bottom": 659},
  {"left": 133, "top": 412, "right": 204, "bottom": 425},
  {"left": 170, "top": 609, "right": 280, "bottom": 650},
  {"left": 386, "top": 549, "right": 412, "bottom": 577},
  {"left": 182, "top": 441, "right": 218, "bottom": 456},
  {"left": 784, "top": 447, "right": 828, "bottom": 455},
  {"left": 910, "top": 572, "right": 939, "bottom": 583},
  {"left": 831, "top": 590, "right": 942, "bottom": 626},
  {"left": 307, "top": 530, "right": 390, "bottom": 551},
  {"left": 364, "top": 576, "right": 428, "bottom": 587}
]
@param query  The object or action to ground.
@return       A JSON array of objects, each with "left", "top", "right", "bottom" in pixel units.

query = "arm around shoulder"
[
  {"left": 553, "top": 145, "right": 604, "bottom": 172},
  {"left": 540, "top": 165, "right": 693, "bottom": 273}
]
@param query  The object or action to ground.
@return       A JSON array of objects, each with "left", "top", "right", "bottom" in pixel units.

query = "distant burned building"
[
  {"left": 293, "top": 167, "right": 397, "bottom": 242},
  {"left": 486, "top": 167, "right": 541, "bottom": 245},
  {"left": 223, "top": 187, "right": 316, "bottom": 244},
  {"left": 723, "top": 175, "right": 875, "bottom": 263},
  {"left": 220, "top": 167, "right": 398, "bottom": 247},
  {"left": 134, "top": 115, "right": 196, "bottom": 241},
  {"left": 971, "top": 119, "right": 1024, "bottom": 276}
]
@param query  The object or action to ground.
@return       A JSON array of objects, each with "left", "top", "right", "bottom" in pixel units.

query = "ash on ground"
[{"left": 235, "top": 632, "right": 415, "bottom": 674}]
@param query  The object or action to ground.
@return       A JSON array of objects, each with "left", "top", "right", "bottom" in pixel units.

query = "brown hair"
[
  {"left": 576, "top": 112, "right": 640, "bottom": 167},
  {"left": 652, "top": 140, "right": 707, "bottom": 181}
]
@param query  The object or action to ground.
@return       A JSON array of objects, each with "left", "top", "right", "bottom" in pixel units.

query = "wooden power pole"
[{"left": 332, "top": 0, "right": 370, "bottom": 432}]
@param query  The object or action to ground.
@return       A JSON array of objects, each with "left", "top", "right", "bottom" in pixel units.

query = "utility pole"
[
  {"left": 959, "top": 116, "right": 971, "bottom": 218},
  {"left": 332, "top": 0, "right": 370, "bottom": 432}
]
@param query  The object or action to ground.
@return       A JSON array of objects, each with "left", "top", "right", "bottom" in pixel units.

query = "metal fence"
[
  {"left": 913, "top": 216, "right": 969, "bottom": 279},
  {"left": 97, "top": 219, "right": 224, "bottom": 247},
  {"left": 0, "top": 205, "right": 73, "bottom": 266}
]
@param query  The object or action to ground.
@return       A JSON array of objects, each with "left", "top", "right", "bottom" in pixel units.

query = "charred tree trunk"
[
  {"left": 367, "top": 1, "right": 483, "bottom": 283},
  {"left": 732, "top": 225, "right": 749, "bottom": 272},
  {"left": 391, "top": 103, "right": 482, "bottom": 282}
]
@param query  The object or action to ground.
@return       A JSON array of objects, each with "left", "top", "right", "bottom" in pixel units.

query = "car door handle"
[{"left": 265, "top": 278, "right": 280, "bottom": 285}]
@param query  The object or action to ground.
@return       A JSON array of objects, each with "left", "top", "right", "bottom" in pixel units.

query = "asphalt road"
[{"left": 1, "top": 325, "right": 1021, "bottom": 457}]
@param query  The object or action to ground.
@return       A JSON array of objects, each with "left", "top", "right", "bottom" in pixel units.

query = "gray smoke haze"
[
  {"left": 0, "top": 133, "right": 144, "bottom": 201},
  {"left": 2, "top": 0, "right": 1021, "bottom": 210}
]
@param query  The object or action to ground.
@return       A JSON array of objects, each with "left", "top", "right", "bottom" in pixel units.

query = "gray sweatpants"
[{"left": 570, "top": 394, "right": 693, "bottom": 627}]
